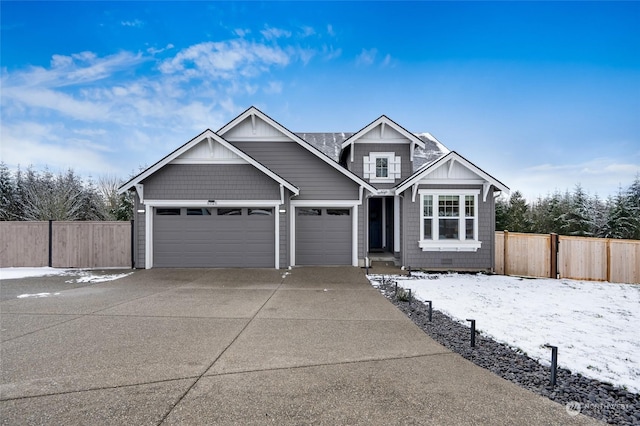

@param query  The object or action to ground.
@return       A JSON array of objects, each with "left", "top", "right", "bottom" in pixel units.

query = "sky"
[{"left": 1, "top": 1, "right": 639, "bottom": 202}]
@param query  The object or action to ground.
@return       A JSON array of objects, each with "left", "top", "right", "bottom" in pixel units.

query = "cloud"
[
  {"left": 507, "top": 158, "right": 640, "bottom": 201},
  {"left": 264, "top": 81, "right": 283, "bottom": 94},
  {"left": 327, "top": 24, "right": 335, "bottom": 37},
  {"left": 261, "top": 26, "right": 292, "bottom": 40},
  {"left": 322, "top": 45, "right": 342, "bottom": 60},
  {"left": 300, "top": 26, "right": 315, "bottom": 37},
  {"left": 234, "top": 28, "right": 250, "bottom": 37},
  {"left": 121, "top": 19, "right": 143, "bottom": 28},
  {"left": 382, "top": 54, "right": 392, "bottom": 67},
  {"left": 356, "top": 48, "right": 377, "bottom": 66},
  {"left": 158, "top": 40, "right": 291, "bottom": 79}
]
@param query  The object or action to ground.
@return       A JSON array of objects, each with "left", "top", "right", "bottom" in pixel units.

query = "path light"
[
  {"left": 466, "top": 319, "right": 476, "bottom": 347},
  {"left": 544, "top": 345, "right": 558, "bottom": 386},
  {"left": 408, "top": 288, "right": 412, "bottom": 304},
  {"left": 425, "top": 300, "right": 432, "bottom": 322}
]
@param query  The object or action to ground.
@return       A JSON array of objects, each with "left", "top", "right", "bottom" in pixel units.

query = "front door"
[{"left": 368, "top": 198, "right": 383, "bottom": 251}]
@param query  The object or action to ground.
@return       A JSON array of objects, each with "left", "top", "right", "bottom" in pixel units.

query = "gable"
[
  {"left": 223, "top": 114, "right": 289, "bottom": 141},
  {"left": 418, "top": 158, "right": 483, "bottom": 182},
  {"left": 171, "top": 138, "right": 247, "bottom": 164},
  {"left": 359, "top": 123, "right": 407, "bottom": 143}
]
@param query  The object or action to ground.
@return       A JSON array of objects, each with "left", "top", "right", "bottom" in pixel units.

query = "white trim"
[
  {"left": 396, "top": 151, "right": 510, "bottom": 195},
  {"left": 118, "top": 129, "right": 300, "bottom": 196},
  {"left": 218, "top": 107, "right": 377, "bottom": 194},
  {"left": 289, "top": 200, "right": 361, "bottom": 208},
  {"left": 275, "top": 207, "right": 280, "bottom": 269},
  {"left": 352, "top": 205, "right": 358, "bottom": 266},
  {"left": 394, "top": 195, "right": 400, "bottom": 251},
  {"left": 418, "top": 241, "right": 482, "bottom": 252},
  {"left": 135, "top": 184, "right": 144, "bottom": 203},
  {"left": 289, "top": 199, "right": 361, "bottom": 267},
  {"left": 145, "top": 207, "right": 153, "bottom": 269},
  {"left": 340, "top": 116, "right": 426, "bottom": 150},
  {"left": 144, "top": 199, "right": 281, "bottom": 207},
  {"left": 418, "top": 179, "right": 486, "bottom": 185},
  {"left": 170, "top": 159, "right": 247, "bottom": 165},
  {"left": 418, "top": 190, "right": 481, "bottom": 253}
]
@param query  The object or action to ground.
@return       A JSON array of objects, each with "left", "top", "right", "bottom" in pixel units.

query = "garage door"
[
  {"left": 295, "top": 207, "right": 352, "bottom": 265},
  {"left": 153, "top": 207, "right": 275, "bottom": 267}
]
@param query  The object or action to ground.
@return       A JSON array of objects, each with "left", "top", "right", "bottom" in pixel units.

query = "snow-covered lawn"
[
  {"left": 0, "top": 267, "right": 71, "bottom": 280},
  {"left": 369, "top": 272, "right": 640, "bottom": 394}
]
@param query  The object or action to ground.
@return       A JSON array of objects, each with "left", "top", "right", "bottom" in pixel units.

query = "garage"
[
  {"left": 295, "top": 207, "right": 352, "bottom": 265},
  {"left": 153, "top": 207, "right": 275, "bottom": 268}
]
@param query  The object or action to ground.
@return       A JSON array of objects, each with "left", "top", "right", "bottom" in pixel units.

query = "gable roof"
[
  {"left": 395, "top": 151, "right": 510, "bottom": 195},
  {"left": 340, "top": 115, "right": 427, "bottom": 151},
  {"left": 218, "top": 106, "right": 378, "bottom": 193},
  {"left": 118, "top": 129, "right": 299, "bottom": 196}
]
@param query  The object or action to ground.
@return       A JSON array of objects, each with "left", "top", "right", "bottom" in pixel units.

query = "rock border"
[{"left": 371, "top": 276, "right": 640, "bottom": 425}]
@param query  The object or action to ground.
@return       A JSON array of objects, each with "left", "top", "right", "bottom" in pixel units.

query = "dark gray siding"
[
  {"left": 349, "top": 143, "right": 412, "bottom": 189},
  {"left": 142, "top": 164, "right": 280, "bottom": 200},
  {"left": 401, "top": 185, "right": 495, "bottom": 270},
  {"left": 230, "top": 141, "right": 359, "bottom": 200}
]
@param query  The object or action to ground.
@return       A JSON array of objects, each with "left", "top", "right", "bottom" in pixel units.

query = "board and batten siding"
[
  {"left": 401, "top": 184, "right": 495, "bottom": 270},
  {"left": 229, "top": 141, "right": 360, "bottom": 200},
  {"left": 142, "top": 164, "right": 280, "bottom": 200},
  {"left": 350, "top": 143, "right": 412, "bottom": 188}
]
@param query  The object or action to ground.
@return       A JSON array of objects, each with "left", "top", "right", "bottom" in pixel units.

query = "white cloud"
[
  {"left": 356, "top": 48, "right": 377, "bottom": 66},
  {"left": 264, "top": 81, "right": 283, "bottom": 94},
  {"left": 382, "top": 53, "right": 392, "bottom": 67},
  {"left": 261, "top": 26, "right": 292, "bottom": 40},
  {"left": 507, "top": 158, "right": 640, "bottom": 201},
  {"left": 300, "top": 26, "right": 315, "bottom": 37},
  {"left": 322, "top": 45, "right": 342, "bottom": 60},
  {"left": 234, "top": 28, "right": 250, "bottom": 37},
  {"left": 121, "top": 19, "right": 143, "bottom": 28},
  {"left": 327, "top": 24, "right": 335, "bottom": 37}
]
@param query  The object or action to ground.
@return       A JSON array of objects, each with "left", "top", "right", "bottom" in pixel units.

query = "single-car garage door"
[
  {"left": 295, "top": 207, "right": 352, "bottom": 265},
  {"left": 153, "top": 207, "right": 275, "bottom": 267}
]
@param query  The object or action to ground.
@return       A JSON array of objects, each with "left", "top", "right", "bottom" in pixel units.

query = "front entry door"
[{"left": 369, "top": 198, "right": 383, "bottom": 251}]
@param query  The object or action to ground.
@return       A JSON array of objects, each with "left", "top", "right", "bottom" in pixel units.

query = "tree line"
[
  {"left": 1, "top": 163, "right": 639, "bottom": 241},
  {"left": 0, "top": 163, "right": 132, "bottom": 221},
  {"left": 496, "top": 176, "right": 640, "bottom": 240}
]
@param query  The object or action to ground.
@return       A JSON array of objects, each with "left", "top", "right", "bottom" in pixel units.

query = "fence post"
[
  {"left": 130, "top": 219, "right": 135, "bottom": 269},
  {"left": 550, "top": 233, "right": 558, "bottom": 279},
  {"left": 606, "top": 238, "right": 611, "bottom": 283},
  {"left": 503, "top": 230, "right": 509, "bottom": 276},
  {"left": 48, "top": 220, "right": 53, "bottom": 267}
]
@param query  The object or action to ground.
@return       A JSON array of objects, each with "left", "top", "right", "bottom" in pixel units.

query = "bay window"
[{"left": 419, "top": 190, "right": 481, "bottom": 251}]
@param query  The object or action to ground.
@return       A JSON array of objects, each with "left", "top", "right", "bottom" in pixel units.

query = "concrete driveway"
[{"left": 1, "top": 267, "right": 597, "bottom": 425}]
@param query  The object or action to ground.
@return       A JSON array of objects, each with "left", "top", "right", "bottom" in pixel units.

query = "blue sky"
[{"left": 1, "top": 1, "right": 639, "bottom": 201}]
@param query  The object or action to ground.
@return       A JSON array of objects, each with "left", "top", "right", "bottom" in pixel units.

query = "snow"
[
  {"left": 369, "top": 272, "right": 640, "bottom": 393},
  {"left": 1, "top": 267, "right": 133, "bottom": 285},
  {"left": 0, "top": 267, "right": 71, "bottom": 280},
  {"left": 17, "top": 292, "right": 60, "bottom": 298}
]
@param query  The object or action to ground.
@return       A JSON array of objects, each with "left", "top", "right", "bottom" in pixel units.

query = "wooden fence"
[
  {"left": 496, "top": 231, "right": 640, "bottom": 284},
  {"left": 0, "top": 221, "right": 132, "bottom": 269}
]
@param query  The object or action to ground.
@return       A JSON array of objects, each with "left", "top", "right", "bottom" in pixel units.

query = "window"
[
  {"left": 248, "top": 208, "right": 273, "bottom": 216},
  {"left": 419, "top": 191, "right": 481, "bottom": 251},
  {"left": 217, "top": 208, "right": 242, "bottom": 216},
  {"left": 156, "top": 208, "right": 181, "bottom": 216},
  {"left": 297, "top": 208, "right": 321, "bottom": 216},
  {"left": 375, "top": 157, "right": 388, "bottom": 178},
  {"left": 327, "top": 209, "right": 350, "bottom": 216},
  {"left": 187, "top": 208, "right": 211, "bottom": 216},
  {"left": 363, "top": 153, "right": 401, "bottom": 182}
]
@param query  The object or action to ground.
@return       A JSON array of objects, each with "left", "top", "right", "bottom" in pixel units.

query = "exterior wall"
[
  {"left": 142, "top": 164, "right": 280, "bottom": 200},
  {"left": 134, "top": 193, "right": 145, "bottom": 269},
  {"left": 401, "top": 184, "right": 495, "bottom": 270},
  {"left": 349, "top": 143, "right": 412, "bottom": 189},
  {"left": 230, "top": 141, "right": 360, "bottom": 200},
  {"left": 280, "top": 194, "right": 291, "bottom": 268}
]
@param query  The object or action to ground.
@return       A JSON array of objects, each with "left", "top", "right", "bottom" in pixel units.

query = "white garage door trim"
[
  {"left": 144, "top": 199, "right": 282, "bottom": 269},
  {"left": 290, "top": 200, "right": 359, "bottom": 267}
]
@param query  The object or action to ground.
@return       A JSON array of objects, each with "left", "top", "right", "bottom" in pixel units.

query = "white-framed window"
[
  {"left": 363, "top": 153, "right": 401, "bottom": 183},
  {"left": 419, "top": 190, "right": 481, "bottom": 252}
]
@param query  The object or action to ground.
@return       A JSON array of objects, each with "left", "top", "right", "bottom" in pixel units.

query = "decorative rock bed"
[{"left": 372, "top": 277, "right": 640, "bottom": 425}]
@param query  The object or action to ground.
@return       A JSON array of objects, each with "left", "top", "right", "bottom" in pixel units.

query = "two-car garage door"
[{"left": 153, "top": 207, "right": 275, "bottom": 268}]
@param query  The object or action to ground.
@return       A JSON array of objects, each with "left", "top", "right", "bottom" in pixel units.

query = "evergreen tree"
[
  {"left": 505, "top": 190, "right": 531, "bottom": 232},
  {"left": 561, "top": 184, "right": 593, "bottom": 236},
  {"left": 0, "top": 162, "right": 17, "bottom": 220}
]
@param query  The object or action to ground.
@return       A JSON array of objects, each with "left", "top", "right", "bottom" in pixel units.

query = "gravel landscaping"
[{"left": 372, "top": 277, "right": 640, "bottom": 425}]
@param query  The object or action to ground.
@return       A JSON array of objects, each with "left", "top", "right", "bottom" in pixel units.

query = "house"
[{"left": 118, "top": 106, "right": 509, "bottom": 270}]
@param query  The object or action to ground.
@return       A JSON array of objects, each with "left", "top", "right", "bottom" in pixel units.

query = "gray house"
[{"left": 119, "top": 106, "right": 509, "bottom": 270}]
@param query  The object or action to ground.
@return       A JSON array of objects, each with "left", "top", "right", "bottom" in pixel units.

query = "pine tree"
[
  {"left": 505, "top": 191, "right": 531, "bottom": 232},
  {"left": 561, "top": 184, "right": 593, "bottom": 236},
  {"left": 0, "top": 162, "right": 17, "bottom": 220}
]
